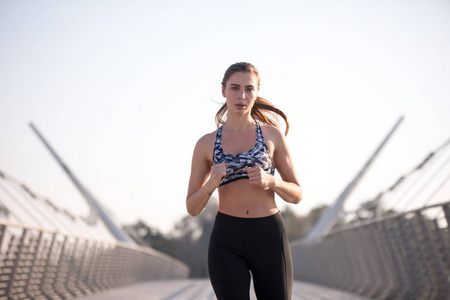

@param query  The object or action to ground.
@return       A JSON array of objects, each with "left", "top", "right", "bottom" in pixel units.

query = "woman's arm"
[
  {"left": 246, "top": 126, "right": 302, "bottom": 204},
  {"left": 186, "top": 134, "right": 227, "bottom": 216}
]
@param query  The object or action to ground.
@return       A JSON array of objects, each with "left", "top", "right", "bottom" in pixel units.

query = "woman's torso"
[{"left": 210, "top": 121, "right": 279, "bottom": 218}]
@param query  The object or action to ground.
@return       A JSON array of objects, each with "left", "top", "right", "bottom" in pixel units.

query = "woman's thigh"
[
  {"left": 208, "top": 231, "right": 251, "bottom": 300},
  {"left": 249, "top": 230, "right": 293, "bottom": 300}
]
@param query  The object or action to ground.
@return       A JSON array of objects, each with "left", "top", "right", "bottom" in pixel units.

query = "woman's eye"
[{"left": 231, "top": 87, "right": 239, "bottom": 91}]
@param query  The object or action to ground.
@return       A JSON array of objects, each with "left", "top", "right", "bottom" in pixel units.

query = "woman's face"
[{"left": 222, "top": 72, "right": 259, "bottom": 115}]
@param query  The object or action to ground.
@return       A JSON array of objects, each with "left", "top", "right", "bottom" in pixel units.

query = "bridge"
[
  {"left": 0, "top": 216, "right": 371, "bottom": 300},
  {"left": 1, "top": 200, "right": 448, "bottom": 299},
  {"left": 1, "top": 121, "right": 449, "bottom": 299}
]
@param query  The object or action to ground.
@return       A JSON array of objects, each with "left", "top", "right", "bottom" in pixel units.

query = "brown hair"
[{"left": 216, "top": 62, "right": 289, "bottom": 135}]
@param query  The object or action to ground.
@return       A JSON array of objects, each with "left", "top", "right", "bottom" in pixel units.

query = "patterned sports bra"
[{"left": 213, "top": 120, "right": 275, "bottom": 186}]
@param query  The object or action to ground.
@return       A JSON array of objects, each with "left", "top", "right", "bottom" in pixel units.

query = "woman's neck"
[{"left": 223, "top": 114, "right": 255, "bottom": 132}]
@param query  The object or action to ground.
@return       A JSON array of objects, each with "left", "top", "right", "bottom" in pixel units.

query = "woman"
[{"left": 186, "top": 62, "right": 302, "bottom": 300}]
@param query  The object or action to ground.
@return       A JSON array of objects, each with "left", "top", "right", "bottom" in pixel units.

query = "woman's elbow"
[
  {"left": 187, "top": 208, "right": 200, "bottom": 217},
  {"left": 292, "top": 195, "right": 302, "bottom": 204},
  {"left": 288, "top": 195, "right": 302, "bottom": 204},
  {"left": 291, "top": 187, "right": 303, "bottom": 204},
  {"left": 186, "top": 204, "right": 197, "bottom": 217},
  {"left": 186, "top": 202, "right": 202, "bottom": 217}
]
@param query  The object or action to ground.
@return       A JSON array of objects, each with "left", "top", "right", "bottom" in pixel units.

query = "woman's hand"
[
  {"left": 244, "top": 166, "right": 274, "bottom": 188},
  {"left": 208, "top": 163, "right": 228, "bottom": 188}
]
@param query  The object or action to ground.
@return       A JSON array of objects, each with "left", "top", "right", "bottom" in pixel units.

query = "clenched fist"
[
  {"left": 244, "top": 166, "right": 274, "bottom": 188},
  {"left": 209, "top": 163, "right": 228, "bottom": 188}
]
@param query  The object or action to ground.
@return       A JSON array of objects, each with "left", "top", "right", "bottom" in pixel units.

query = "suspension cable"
[
  {"left": 379, "top": 136, "right": 450, "bottom": 215},
  {"left": 401, "top": 150, "right": 450, "bottom": 211},
  {"left": 422, "top": 172, "right": 450, "bottom": 208}
]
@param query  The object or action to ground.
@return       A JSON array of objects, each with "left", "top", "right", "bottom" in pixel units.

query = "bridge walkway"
[{"left": 78, "top": 279, "right": 371, "bottom": 300}]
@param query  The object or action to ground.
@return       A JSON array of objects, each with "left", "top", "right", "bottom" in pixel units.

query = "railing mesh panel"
[
  {"left": 292, "top": 201, "right": 450, "bottom": 300},
  {"left": 0, "top": 222, "right": 189, "bottom": 300}
]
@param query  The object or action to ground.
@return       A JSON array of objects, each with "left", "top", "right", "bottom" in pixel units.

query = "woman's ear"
[{"left": 222, "top": 85, "right": 226, "bottom": 97}]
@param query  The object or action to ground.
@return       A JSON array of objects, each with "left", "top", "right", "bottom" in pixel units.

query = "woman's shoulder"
[
  {"left": 260, "top": 123, "right": 284, "bottom": 141},
  {"left": 194, "top": 129, "right": 219, "bottom": 154},
  {"left": 197, "top": 129, "right": 218, "bottom": 145}
]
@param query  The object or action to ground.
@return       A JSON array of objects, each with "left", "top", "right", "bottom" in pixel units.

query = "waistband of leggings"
[{"left": 212, "top": 210, "right": 285, "bottom": 237}]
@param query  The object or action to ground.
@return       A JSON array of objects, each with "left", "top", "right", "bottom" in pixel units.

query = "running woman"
[{"left": 186, "top": 62, "right": 302, "bottom": 300}]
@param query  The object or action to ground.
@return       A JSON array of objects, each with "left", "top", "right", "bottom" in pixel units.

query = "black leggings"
[{"left": 208, "top": 211, "right": 293, "bottom": 300}]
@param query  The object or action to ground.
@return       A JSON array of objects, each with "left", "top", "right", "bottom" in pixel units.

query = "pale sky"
[{"left": 1, "top": 0, "right": 449, "bottom": 233}]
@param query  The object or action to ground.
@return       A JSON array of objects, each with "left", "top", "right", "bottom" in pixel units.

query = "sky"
[{"left": 1, "top": 0, "right": 449, "bottom": 233}]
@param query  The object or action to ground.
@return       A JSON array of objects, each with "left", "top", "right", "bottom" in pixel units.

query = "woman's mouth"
[{"left": 236, "top": 103, "right": 247, "bottom": 109}]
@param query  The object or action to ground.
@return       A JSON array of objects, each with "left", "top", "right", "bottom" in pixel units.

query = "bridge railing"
[
  {"left": 0, "top": 220, "right": 189, "bottom": 300},
  {"left": 291, "top": 201, "right": 450, "bottom": 300}
]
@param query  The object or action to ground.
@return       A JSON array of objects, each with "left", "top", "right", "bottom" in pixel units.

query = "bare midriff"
[{"left": 217, "top": 179, "right": 278, "bottom": 218}]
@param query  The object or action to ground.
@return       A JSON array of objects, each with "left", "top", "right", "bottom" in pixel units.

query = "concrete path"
[{"left": 78, "top": 279, "right": 371, "bottom": 300}]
